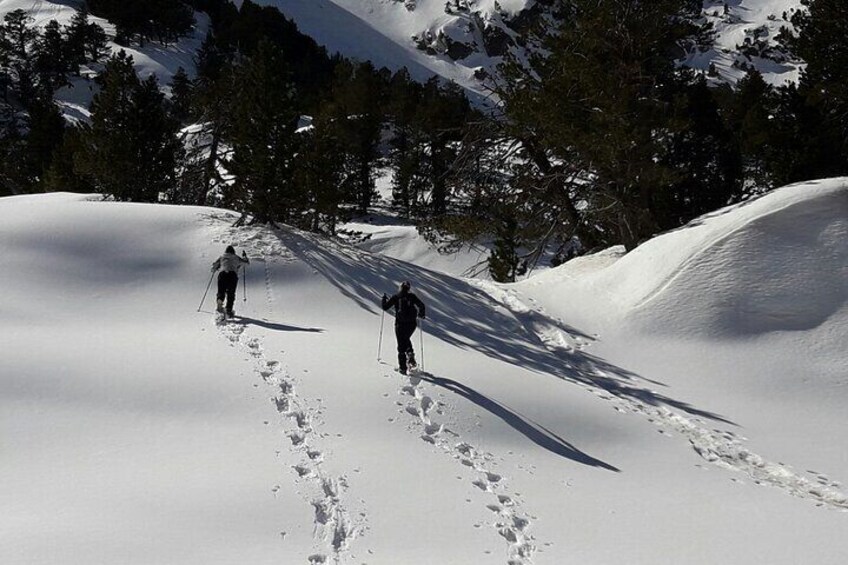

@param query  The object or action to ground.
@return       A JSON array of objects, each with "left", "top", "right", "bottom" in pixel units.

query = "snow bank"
[{"left": 526, "top": 178, "right": 848, "bottom": 338}]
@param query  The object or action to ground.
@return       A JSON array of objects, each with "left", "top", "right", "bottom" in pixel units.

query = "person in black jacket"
[{"left": 382, "top": 281, "right": 426, "bottom": 374}]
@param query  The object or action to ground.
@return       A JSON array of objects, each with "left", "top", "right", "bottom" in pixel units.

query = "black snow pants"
[
  {"left": 217, "top": 270, "right": 239, "bottom": 312},
  {"left": 395, "top": 319, "right": 418, "bottom": 372}
]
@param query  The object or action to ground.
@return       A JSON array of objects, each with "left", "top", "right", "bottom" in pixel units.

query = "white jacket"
[{"left": 213, "top": 252, "right": 249, "bottom": 273}]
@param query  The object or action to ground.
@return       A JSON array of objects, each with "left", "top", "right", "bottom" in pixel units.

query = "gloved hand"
[
  {"left": 210, "top": 265, "right": 217, "bottom": 273},
  {"left": 381, "top": 294, "right": 388, "bottom": 308}
]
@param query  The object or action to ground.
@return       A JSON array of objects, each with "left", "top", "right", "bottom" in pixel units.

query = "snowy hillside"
[
  {"left": 0, "top": 0, "right": 208, "bottom": 122},
  {"left": 690, "top": 0, "right": 804, "bottom": 85},
  {"left": 257, "top": 0, "right": 805, "bottom": 95},
  {"left": 2, "top": 179, "right": 847, "bottom": 564}
]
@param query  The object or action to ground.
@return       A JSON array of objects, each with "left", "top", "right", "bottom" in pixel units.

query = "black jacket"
[{"left": 382, "top": 291, "right": 426, "bottom": 323}]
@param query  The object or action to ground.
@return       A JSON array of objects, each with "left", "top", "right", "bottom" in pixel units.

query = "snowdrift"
[{"left": 532, "top": 178, "right": 848, "bottom": 338}]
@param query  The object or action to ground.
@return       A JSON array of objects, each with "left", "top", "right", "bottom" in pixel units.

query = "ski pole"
[
  {"left": 242, "top": 263, "right": 247, "bottom": 302},
  {"left": 419, "top": 318, "right": 425, "bottom": 371},
  {"left": 198, "top": 271, "right": 215, "bottom": 312},
  {"left": 377, "top": 307, "right": 385, "bottom": 361}
]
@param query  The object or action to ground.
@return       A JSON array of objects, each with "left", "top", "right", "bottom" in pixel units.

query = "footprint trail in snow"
[
  {"left": 211, "top": 225, "right": 362, "bottom": 562},
  {"left": 476, "top": 282, "right": 848, "bottom": 511},
  {"left": 391, "top": 370, "right": 537, "bottom": 564}
]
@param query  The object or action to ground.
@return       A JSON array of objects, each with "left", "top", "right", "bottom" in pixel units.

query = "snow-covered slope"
[
  {"left": 3, "top": 181, "right": 847, "bottom": 564},
  {"left": 248, "top": 0, "right": 538, "bottom": 98},
  {"left": 258, "top": 0, "right": 804, "bottom": 95},
  {"left": 689, "top": 0, "right": 804, "bottom": 85},
  {"left": 0, "top": 0, "right": 208, "bottom": 122}
]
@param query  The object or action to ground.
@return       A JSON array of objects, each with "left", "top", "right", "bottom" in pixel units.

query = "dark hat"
[{"left": 225, "top": 245, "right": 235, "bottom": 254}]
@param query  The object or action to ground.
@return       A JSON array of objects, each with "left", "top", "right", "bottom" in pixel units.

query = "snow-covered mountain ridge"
[
  {"left": 257, "top": 0, "right": 804, "bottom": 93},
  {"left": 3, "top": 179, "right": 847, "bottom": 564}
]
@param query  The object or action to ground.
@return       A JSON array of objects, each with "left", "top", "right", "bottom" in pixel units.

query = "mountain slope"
[
  {"left": 0, "top": 0, "right": 209, "bottom": 122},
  {"left": 257, "top": 0, "right": 804, "bottom": 94}
]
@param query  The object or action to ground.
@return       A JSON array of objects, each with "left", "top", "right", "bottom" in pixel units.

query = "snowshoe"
[{"left": 406, "top": 353, "right": 418, "bottom": 373}]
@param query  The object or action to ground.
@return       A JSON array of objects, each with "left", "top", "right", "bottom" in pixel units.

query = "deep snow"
[{"left": 2, "top": 180, "right": 847, "bottom": 564}]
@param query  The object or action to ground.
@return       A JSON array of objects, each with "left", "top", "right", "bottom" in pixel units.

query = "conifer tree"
[
  {"left": 76, "top": 51, "right": 181, "bottom": 201},
  {"left": 328, "top": 61, "right": 383, "bottom": 214},
  {"left": 225, "top": 40, "right": 299, "bottom": 223},
  {"left": 501, "top": 0, "right": 713, "bottom": 250},
  {"left": 169, "top": 66, "right": 193, "bottom": 124},
  {"left": 781, "top": 0, "right": 848, "bottom": 179},
  {"left": 0, "top": 10, "right": 39, "bottom": 100},
  {"left": 295, "top": 110, "right": 347, "bottom": 233},
  {"left": 488, "top": 214, "right": 524, "bottom": 283},
  {"left": 415, "top": 78, "right": 469, "bottom": 217},
  {"left": 34, "top": 20, "right": 70, "bottom": 93}
]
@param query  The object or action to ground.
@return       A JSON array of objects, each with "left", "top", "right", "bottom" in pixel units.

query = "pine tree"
[
  {"left": 225, "top": 40, "right": 299, "bottom": 223},
  {"left": 723, "top": 69, "right": 777, "bottom": 188},
  {"left": 488, "top": 214, "right": 524, "bottom": 283},
  {"left": 76, "top": 51, "right": 181, "bottom": 201},
  {"left": 42, "top": 126, "right": 92, "bottom": 193},
  {"left": 23, "top": 95, "right": 65, "bottom": 185},
  {"left": 34, "top": 20, "right": 70, "bottom": 93},
  {"left": 295, "top": 110, "right": 347, "bottom": 233},
  {"left": 781, "top": 0, "right": 848, "bottom": 178},
  {"left": 169, "top": 66, "right": 193, "bottom": 123},
  {"left": 0, "top": 10, "right": 39, "bottom": 100},
  {"left": 415, "top": 79, "right": 469, "bottom": 217},
  {"left": 328, "top": 61, "right": 383, "bottom": 214},
  {"left": 0, "top": 101, "right": 27, "bottom": 194},
  {"left": 501, "top": 0, "right": 712, "bottom": 250}
]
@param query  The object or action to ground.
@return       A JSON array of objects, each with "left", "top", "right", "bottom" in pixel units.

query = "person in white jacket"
[{"left": 211, "top": 245, "right": 249, "bottom": 316}]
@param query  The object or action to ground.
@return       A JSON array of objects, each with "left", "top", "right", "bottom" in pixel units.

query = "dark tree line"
[{"left": 88, "top": 0, "right": 194, "bottom": 46}]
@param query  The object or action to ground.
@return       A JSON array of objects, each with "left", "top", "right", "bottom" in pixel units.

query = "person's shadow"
[{"left": 416, "top": 371, "right": 620, "bottom": 472}]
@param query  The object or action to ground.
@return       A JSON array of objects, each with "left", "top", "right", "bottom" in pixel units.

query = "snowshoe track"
[
  {"left": 392, "top": 370, "right": 538, "bottom": 563},
  {"left": 211, "top": 223, "right": 361, "bottom": 561},
  {"left": 477, "top": 282, "right": 848, "bottom": 511}
]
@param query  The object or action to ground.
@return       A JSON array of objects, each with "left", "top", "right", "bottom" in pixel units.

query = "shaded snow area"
[
  {"left": 0, "top": 0, "right": 209, "bottom": 123},
  {"left": 3, "top": 180, "right": 848, "bottom": 564}
]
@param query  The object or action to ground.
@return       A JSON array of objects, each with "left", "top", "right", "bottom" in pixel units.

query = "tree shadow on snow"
[
  {"left": 275, "top": 228, "right": 735, "bottom": 430},
  {"left": 418, "top": 372, "right": 620, "bottom": 472}
]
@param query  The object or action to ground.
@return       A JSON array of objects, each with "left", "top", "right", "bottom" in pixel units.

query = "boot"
[
  {"left": 406, "top": 352, "right": 418, "bottom": 371},
  {"left": 216, "top": 299, "right": 224, "bottom": 313}
]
